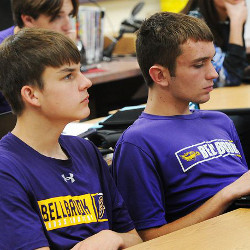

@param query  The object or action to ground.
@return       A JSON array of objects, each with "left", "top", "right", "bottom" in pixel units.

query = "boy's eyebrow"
[
  {"left": 56, "top": 67, "right": 77, "bottom": 74},
  {"left": 192, "top": 52, "right": 216, "bottom": 63},
  {"left": 59, "top": 9, "right": 74, "bottom": 15},
  {"left": 191, "top": 57, "right": 210, "bottom": 63}
]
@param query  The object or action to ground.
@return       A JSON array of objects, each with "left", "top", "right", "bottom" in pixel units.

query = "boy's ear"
[
  {"left": 149, "top": 64, "right": 170, "bottom": 87},
  {"left": 21, "top": 86, "right": 41, "bottom": 107},
  {"left": 21, "top": 14, "right": 37, "bottom": 28}
]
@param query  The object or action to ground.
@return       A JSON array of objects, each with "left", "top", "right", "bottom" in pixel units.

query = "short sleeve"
[
  {"left": 89, "top": 141, "right": 135, "bottom": 233},
  {"left": 0, "top": 163, "right": 49, "bottom": 249},
  {"left": 105, "top": 169, "right": 135, "bottom": 233},
  {"left": 112, "top": 141, "right": 167, "bottom": 231}
]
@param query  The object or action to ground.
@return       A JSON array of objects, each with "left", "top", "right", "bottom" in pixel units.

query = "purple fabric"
[
  {"left": 0, "top": 25, "right": 14, "bottom": 44},
  {"left": 112, "top": 110, "right": 248, "bottom": 230},
  {"left": 0, "top": 133, "right": 134, "bottom": 249}
]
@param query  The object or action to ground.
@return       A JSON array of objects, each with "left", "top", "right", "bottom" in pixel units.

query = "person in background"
[
  {"left": 0, "top": 28, "right": 142, "bottom": 249},
  {"left": 183, "top": 0, "right": 248, "bottom": 87},
  {"left": 112, "top": 12, "right": 250, "bottom": 242},
  {"left": 0, "top": 0, "right": 79, "bottom": 114}
]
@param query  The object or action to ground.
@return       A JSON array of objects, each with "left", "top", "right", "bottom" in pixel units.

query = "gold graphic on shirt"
[
  {"left": 180, "top": 151, "right": 200, "bottom": 161},
  {"left": 176, "top": 139, "right": 242, "bottom": 173},
  {"left": 37, "top": 193, "right": 108, "bottom": 231},
  {"left": 98, "top": 196, "right": 105, "bottom": 219}
]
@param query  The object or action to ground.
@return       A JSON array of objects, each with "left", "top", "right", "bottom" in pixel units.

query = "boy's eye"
[
  {"left": 64, "top": 73, "right": 73, "bottom": 80},
  {"left": 50, "top": 14, "right": 62, "bottom": 22},
  {"left": 53, "top": 14, "right": 63, "bottom": 21},
  {"left": 194, "top": 64, "right": 203, "bottom": 68}
]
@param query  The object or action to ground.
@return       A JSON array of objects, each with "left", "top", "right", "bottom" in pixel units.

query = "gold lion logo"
[{"left": 180, "top": 151, "right": 200, "bottom": 161}]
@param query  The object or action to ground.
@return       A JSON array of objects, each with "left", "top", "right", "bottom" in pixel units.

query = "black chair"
[
  {"left": 0, "top": 111, "right": 16, "bottom": 139},
  {"left": 0, "top": 0, "right": 13, "bottom": 30},
  {"left": 220, "top": 109, "right": 250, "bottom": 167}
]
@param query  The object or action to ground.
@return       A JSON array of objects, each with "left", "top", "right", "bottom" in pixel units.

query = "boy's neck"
[
  {"left": 12, "top": 113, "right": 69, "bottom": 160},
  {"left": 14, "top": 26, "right": 20, "bottom": 34},
  {"left": 144, "top": 89, "right": 191, "bottom": 116}
]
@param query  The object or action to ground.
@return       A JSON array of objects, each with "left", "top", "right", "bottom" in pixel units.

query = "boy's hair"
[
  {"left": 136, "top": 12, "right": 214, "bottom": 87},
  {"left": 0, "top": 28, "right": 80, "bottom": 115},
  {"left": 11, "top": 0, "right": 79, "bottom": 28}
]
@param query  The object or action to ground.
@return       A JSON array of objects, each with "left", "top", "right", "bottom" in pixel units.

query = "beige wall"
[
  {"left": 79, "top": 0, "right": 250, "bottom": 46},
  {"left": 81, "top": 0, "right": 161, "bottom": 36},
  {"left": 245, "top": 0, "right": 250, "bottom": 40}
]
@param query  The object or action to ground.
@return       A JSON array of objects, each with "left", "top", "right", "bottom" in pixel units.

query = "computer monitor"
[{"left": 0, "top": 111, "right": 17, "bottom": 139}]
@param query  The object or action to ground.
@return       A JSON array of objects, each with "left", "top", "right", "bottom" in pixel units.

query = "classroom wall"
[
  {"left": 81, "top": 0, "right": 161, "bottom": 35},
  {"left": 81, "top": 0, "right": 250, "bottom": 40}
]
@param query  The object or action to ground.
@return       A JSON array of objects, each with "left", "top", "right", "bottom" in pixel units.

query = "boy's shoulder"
[
  {"left": 198, "top": 109, "right": 233, "bottom": 123},
  {"left": 118, "top": 110, "right": 232, "bottom": 143},
  {"left": 60, "top": 134, "right": 97, "bottom": 152},
  {"left": 0, "top": 144, "right": 22, "bottom": 175}
]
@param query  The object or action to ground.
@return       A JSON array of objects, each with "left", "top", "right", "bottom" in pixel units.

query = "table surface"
[
  {"left": 83, "top": 57, "right": 141, "bottom": 85},
  {"left": 127, "top": 208, "right": 250, "bottom": 250},
  {"left": 200, "top": 84, "right": 250, "bottom": 110}
]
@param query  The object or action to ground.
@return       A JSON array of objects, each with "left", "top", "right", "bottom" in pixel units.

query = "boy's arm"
[
  {"left": 139, "top": 170, "right": 250, "bottom": 241},
  {"left": 34, "top": 230, "right": 142, "bottom": 250},
  {"left": 71, "top": 229, "right": 142, "bottom": 250},
  {"left": 35, "top": 230, "right": 142, "bottom": 250}
]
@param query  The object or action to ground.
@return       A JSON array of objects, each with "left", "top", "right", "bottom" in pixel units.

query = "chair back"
[{"left": 0, "top": 111, "right": 16, "bottom": 139}]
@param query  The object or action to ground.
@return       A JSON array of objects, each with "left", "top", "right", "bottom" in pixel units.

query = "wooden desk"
[
  {"left": 200, "top": 84, "right": 250, "bottom": 165},
  {"left": 200, "top": 84, "right": 250, "bottom": 111},
  {"left": 84, "top": 57, "right": 141, "bottom": 85},
  {"left": 128, "top": 208, "right": 250, "bottom": 250}
]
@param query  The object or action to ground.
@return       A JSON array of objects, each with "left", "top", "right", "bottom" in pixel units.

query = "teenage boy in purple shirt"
[
  {"left": 0, "top": 0, "right": 79, "bottom": 114},
  {"left": 0, "top": 28, "right": 142, "bottom": 249},
  {"left": 112, "top": 12, "right": 250, "bottom": 241}
]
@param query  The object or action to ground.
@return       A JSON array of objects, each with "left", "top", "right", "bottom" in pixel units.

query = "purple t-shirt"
[
  {"left": 0, "top": 26, "right": 14, "bottom": 113},
  {"left": 0, "top": 25, "right": 14, "bottom": 44},
  {"left": 0, "top": 133, "right": 134, "bottom": 249},
  {"left": 112, "top": 110, "right": 248, "bottom": 230}
]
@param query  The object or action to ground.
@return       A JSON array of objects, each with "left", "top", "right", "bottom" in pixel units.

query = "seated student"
[
  {"left": 184, "top": 0, "right": 248, "bottom": 87},
  {"left": 0, "top": 0, "right": 79, "bottom": 114},
  {"left": 0, "top": 28, "right": 142, "bottom": 249},
  {"left": 111, "top": 12, "right": 250, "bottom": 241}
]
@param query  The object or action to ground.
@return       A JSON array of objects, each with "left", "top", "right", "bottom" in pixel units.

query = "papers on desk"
[
  {"left": 62, "top": 105, "right": 146, "bottom": 137},
  {"left": 62, "top": 122, "right": 92, "bottom": 136},
  {"left": 62, "top": 117, "right": 106, "bottom": 137}
]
